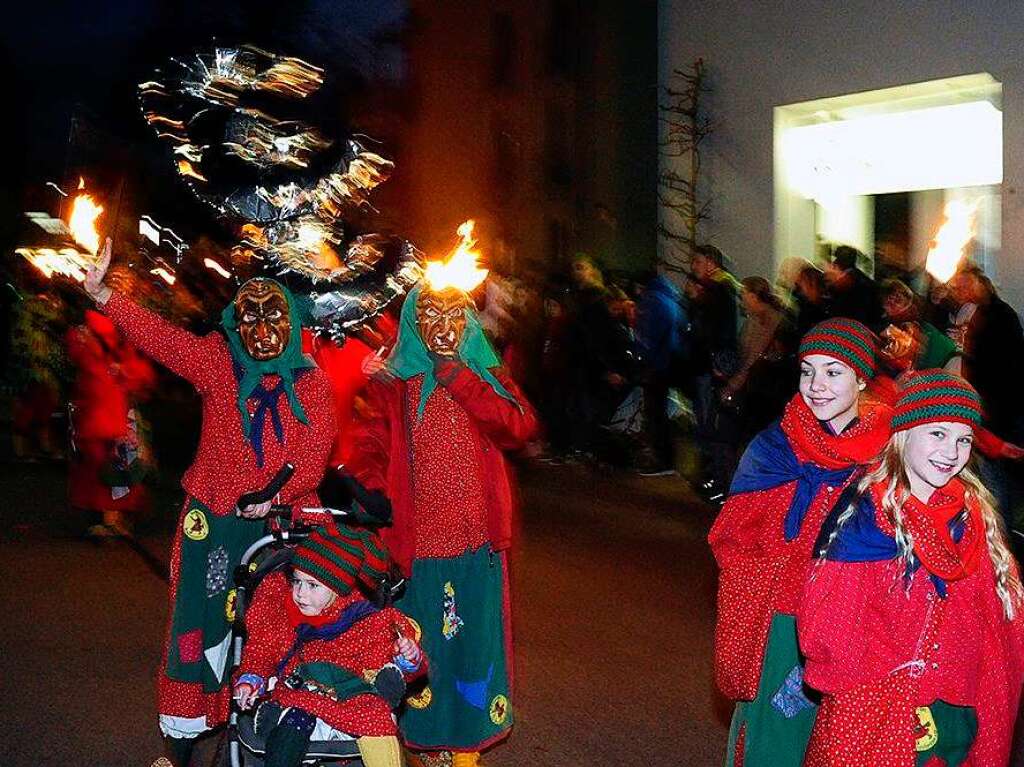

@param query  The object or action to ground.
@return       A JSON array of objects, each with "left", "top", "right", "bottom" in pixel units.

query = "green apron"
[
  {"left": 726, "top": 613, "right": 817, "bottom": 767},
  {"left": 165, "top": 498, "right": 267, "bottom": 693},
  {"left": 914, "top": 700, "right": 977, "bottom": 767},
  {"left": 396, "top": 545, "right": 511, "bottom": 750}
]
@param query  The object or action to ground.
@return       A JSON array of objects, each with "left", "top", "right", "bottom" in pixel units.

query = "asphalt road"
[{"left": 0, "top": 460, "right": 726, "bottom": 767}]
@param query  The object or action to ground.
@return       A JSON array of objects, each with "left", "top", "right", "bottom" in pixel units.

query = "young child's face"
[{"left": 291, "top": 570, "right": 338, "bottom": 616}]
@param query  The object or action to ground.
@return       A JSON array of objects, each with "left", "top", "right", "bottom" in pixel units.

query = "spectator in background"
[
  {"left": 563, "top": 254, "right": 630, "bottom": 458},
  {"left": 635, "top": 272, "right": 685, "bottom": 476},
  {"left": 791, "top": 263, "right": 828, "bottom": 339},
  {"left": 824, "top": 245, "right": 881, "bottom": 327},
  {"left": 688, "top": 244, "right": 738, "bottom": 500},
  {"left": 878, "top": 278, "right": 956, "bottom": 372},
  {"left": 722, "top": 276, "right": 790, "bottom": 441}
]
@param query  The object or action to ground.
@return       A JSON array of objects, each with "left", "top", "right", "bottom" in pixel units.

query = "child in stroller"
[{"left": 231, "top": 524, "right": 426, "bottom": 767}]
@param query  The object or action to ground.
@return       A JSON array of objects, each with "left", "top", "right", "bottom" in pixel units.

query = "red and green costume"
[
  {"left": 709, "top": 393, "right": 893, "bottom": 766},
  {"left": 799, "top": 478, "right": 1024, "bottom": 766},
  {"left": 101, "top": 288, "right": 337, "bottom": 738},
  {"left": 347, "top": 286, "right": 538, "bottom": 753}
]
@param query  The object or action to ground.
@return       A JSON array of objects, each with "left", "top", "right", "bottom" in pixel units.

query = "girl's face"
[
  {"left": 799, "top": 354, "right": 864, "bottom": 431},
  {"left": 291, "top": 570, "right": 339, "bottom": 616},
  {"left": 903, "top": 421, "right": 974, "bottom": 500}
]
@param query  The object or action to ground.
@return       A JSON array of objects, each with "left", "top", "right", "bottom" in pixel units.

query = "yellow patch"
[
  {"left": 489, "top": 694, "right": 510, "bottom": 725},
  {"left": 224, "top": 589, "right": 237, "bottom": 622},
  {"left": 406, "top": 685, "right": 432, "bottom": 709},
  {"left": 183, "top": 508, "right": 209, "bottom": 541},
  {"left": 914, "top": 706, "right": 938, "bottom": 751}
]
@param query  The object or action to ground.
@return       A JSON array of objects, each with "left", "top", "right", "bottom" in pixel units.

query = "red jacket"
[
  {"left": 346, "top": 363, "right": 539, "bottom": 576},
  {"left": 238, "top": 573, "right": 425, "bottom": 736},
  {"left": 103, "top": 293, "right": 337, "bottom": 517}
]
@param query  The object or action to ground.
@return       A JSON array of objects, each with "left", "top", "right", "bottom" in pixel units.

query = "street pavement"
[{"left": 0, "top": 459, "right": 727, "bottom": 766}]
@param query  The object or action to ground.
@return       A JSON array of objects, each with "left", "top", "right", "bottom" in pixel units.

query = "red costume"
[
  {"left": 101, "top": 291, "right": 337, "bottom": 736},
  {"left": 66, "top": 310, "right": 156, "bottom": 513},
  {"left": 238, "top": 572, "right": 425, "bottom": 736},
  {"left": 799, "top": 480, "right": 1024, "bottom": 766}
]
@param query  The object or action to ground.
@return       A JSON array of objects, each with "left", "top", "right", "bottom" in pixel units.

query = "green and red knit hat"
[
  {"left": 892, "top": 369, "right": 983, "bottom": 432},
  {"left": 798, "top": 318, "right": 878, "bottom": 379},
  {"left": 292, "top": 525, "right": 390, "bottom": 597}
]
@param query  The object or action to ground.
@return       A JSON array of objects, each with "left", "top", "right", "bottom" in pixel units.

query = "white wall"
[{"left": 659, "top": 0, "right": 1024, "bottom": 309}]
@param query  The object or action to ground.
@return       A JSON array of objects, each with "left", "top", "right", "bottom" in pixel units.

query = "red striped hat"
[
  {"left": 292, "top": 526, "right": 390, "bottom": 596},
  {"left": 798, "top": 318, "right": 878, "bottom": 379},
  {"left": 892, "top": 369, "right": 983, "bottom": 432}
]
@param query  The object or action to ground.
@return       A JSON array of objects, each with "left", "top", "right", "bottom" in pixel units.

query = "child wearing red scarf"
[
  {"left": 233, "top": 526, "right": 426, "bottom": 767},
  {"left": 799, "top": 370, "right": 1024, "bottom": 766},
  {"left": 710, "top": 319, "right": 894, "bottom": 767}
]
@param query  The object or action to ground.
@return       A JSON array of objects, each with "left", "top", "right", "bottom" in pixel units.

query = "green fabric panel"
[
  {"left": 725, "top": 613, "right": 817, "bottom": 767},
  {"left": 395, "top": 546, "right": 511, "bottom": 749},
  {"left": 165, "top": 499, "right": 267, "bottom": 692},
  {"left": 914, "top": 700, "right": 977, "bottom": 767},
  {"left": 916, "top": 325, "right": 958, "bottom": 370},
  {"left": 291, "top": 661, "right": 378, "bottom": 701}
]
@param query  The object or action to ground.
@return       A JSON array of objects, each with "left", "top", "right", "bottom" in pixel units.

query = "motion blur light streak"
[{"left": 203, "top": 258, "right": 231, "bottom": 278}]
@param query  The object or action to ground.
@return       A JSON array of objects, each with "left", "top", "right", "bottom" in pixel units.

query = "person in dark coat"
[{"left": 824, "top": 245, "right": 881, "bottom": 327}]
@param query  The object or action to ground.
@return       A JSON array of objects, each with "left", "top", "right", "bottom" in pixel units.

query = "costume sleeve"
[
  {"left": 345, "top": 378, "right": 393, "bottom": 493},
  {"left": 708, "top": 482, "right": 797, "bottom": 570},
  {"left": 797, "top": 559, "right": 882, "bottom": 694},
  {"left": 237, "top": 574, "right": 293, "bottom": 683},
  {"left": 435, "top": 362, "right": 539, "bottom": 450},
  {"left": 102, "top": 291, "right": 223, "bottom": 391}
]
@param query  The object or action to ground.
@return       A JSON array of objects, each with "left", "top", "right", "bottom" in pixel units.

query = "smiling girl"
[
  {"left": 710, "top": 318, "right": 893, "bottom": 767},
  {"left": 799, "top": 370, "right": 1024, "bottom": 766}
]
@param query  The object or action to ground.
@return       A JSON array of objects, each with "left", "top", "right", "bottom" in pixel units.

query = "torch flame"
[
  {"left": 67, "top": 186, "right": 104, "bottom": 255},
  {"left": 926, "top": 200, "right": 978, "bottom": 283},
  {"left": 15, "top": 248, "right": 89, "bottom": 282},
  {"left": 423, "top": 220, "right": 489, "bottom": 293}
]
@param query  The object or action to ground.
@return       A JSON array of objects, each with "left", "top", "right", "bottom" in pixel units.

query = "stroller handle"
[{"left": 236, "top": 463, "right": 295, "bottom": 511}]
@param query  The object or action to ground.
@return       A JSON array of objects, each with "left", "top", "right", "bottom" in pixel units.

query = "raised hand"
[{"left": 84, "top": 237, "right": 113, "bottom": 304}]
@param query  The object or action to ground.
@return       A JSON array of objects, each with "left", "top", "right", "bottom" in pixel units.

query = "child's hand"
[
  {"left": 234, "top": 682, "right": 260, "bottom": 710},
  {"left": 395, "top": 636, "right": 421, "bottom": 665}
]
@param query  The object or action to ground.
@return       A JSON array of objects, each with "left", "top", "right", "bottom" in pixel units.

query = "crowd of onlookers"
[{"left": 478, "top": 243, "right": 1024, "bottom": 532}]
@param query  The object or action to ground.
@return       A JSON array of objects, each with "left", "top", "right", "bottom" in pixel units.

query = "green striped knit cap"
[
  {"left": 892, "top": 369, "right": 983, "bottom": 432},
  {"left": 291, "top": 525, "right": 390, "bottom": 596},
  {"left": 799, "top": 318, "right": 878, "bottom": 379}
]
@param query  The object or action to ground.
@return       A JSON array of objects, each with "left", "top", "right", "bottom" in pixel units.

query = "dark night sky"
[{"left": 1, "top": 0, "right": 408, "bottom": 247}]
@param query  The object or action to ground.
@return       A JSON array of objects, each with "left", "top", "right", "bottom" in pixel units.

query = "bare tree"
[{"left": 659, "top": 58, "right": 713, "bottom": 271}]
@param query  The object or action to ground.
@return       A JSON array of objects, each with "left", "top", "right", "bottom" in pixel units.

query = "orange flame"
[
  {"left": 926, "top": 200, "right": 977, "bottom": 283},
  {"left": 423, "top": 220, "right": 488, "bottom": 293},
  {"left": 15, "top": 248, "right": 89, "bottom": 282},
  {"left": 68, "top": 181, "right": 104, "bottom": 255}
]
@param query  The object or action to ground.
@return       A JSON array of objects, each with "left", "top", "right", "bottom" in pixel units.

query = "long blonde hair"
[{"left": 819, "top": 431, "right": 1024, "bottom": 620}]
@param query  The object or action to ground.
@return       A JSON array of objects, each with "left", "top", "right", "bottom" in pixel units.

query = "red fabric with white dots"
[
  {"left": 103, "top": 292, "right": 337, "bottom": 518},
  {"left": 236, "top": 572, "right": 425, "bottom": 736},
  {"left": 709, "top": 396, "right": 893, "bottom": 702},
  {"left": 799, "top": 488, "right": 1024, "bottom": 765}
]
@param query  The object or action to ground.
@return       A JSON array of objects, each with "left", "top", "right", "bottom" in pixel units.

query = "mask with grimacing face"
[
  {"left": 234, "top": 279, "right": 291, "bottom": 360},
  {"left": 415, "top": 287, "right": 469, "bottom": 357}
]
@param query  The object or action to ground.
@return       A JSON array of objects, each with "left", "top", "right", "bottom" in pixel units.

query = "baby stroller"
[{"left": 217, "top": 465, "right": 405, "bottom": 767}]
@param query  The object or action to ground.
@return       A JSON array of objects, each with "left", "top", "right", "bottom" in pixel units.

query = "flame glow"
[
  {"left": 68, "top": 183, "right": 104, "bottom": 255},
  {"left": 926, "top": 200, "right": 978, "bottom": 283},
  {"left": 15, "top": 248, "right": 89, "bottom": 281},
  {"left": 17, "top": 180, "right": 104, "bottom": 281},
  {"left": 423, "top": 220, "right": 488, "bottom": 293}
]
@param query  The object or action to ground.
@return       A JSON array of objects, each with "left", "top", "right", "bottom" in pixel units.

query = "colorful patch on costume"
[
  {"left": 177, "top": 628, "right": 203, "bottom": 664},
  {"left": 206, "top": 546, "right": 229, "bottom": 597},
  {"left": 407, "top": 685, "right": 433, "bottom": 709},
  {"left": 442, "top": 580, "right": 464, "bottom": 640},
  {"left": 183, "top": 508, "right": 209, "bottom": 541},
  {"left": 455, "top": 664, "right": 495, "bottom": 710},
  {"left": 489, "top": 694, "right": 510, "bottom": 725},
  {"left": 770, "top": 665, "right": 815, "bottom": 719},
  {"left": 224, "top": 589, "right": 237, "bottom": 622},
  {"left": 914, "top": 706, "right": 938, "bottom": 751}
]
